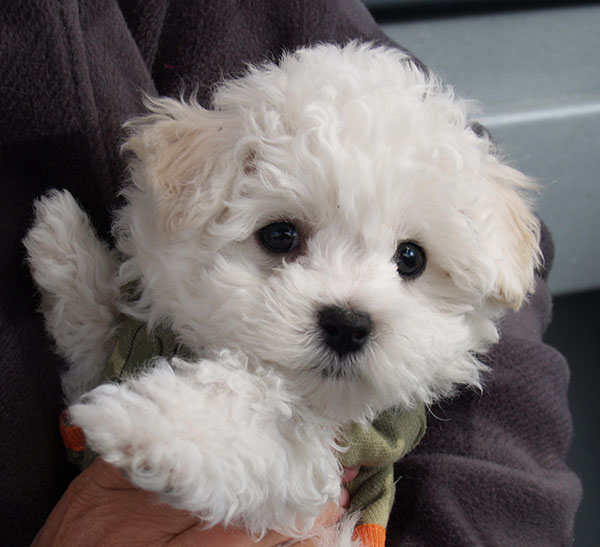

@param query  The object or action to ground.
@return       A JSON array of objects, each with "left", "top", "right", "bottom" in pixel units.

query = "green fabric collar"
[
  {"left": 104, "top": 315, "right": 193, "bottom": 382},
  {"left": 341, "top": 405, "right": 426, "bottom": 527}
]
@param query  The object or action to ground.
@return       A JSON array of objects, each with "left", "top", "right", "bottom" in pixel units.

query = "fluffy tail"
[{"left": 24, "top": 190, "right": 119, "bottom": 403}]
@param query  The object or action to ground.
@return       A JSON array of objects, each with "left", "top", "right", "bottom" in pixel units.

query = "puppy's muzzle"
[{"left": 318, "top": 306, "right": 373, "bottom": 357}]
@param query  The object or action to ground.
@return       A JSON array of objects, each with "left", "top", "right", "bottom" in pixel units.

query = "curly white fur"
[
  {"left": 24, "top": 42, "right": 541, "bottom": 545},
  {"left": 24, "top": 190, "right": 119, "bottom": 401}
]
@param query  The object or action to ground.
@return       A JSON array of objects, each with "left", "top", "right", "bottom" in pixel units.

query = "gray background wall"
[{"left": 378, "top": 5, "right": 600, "bottom": 295}]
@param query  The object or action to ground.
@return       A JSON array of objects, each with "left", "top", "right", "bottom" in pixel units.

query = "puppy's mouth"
[{"left": 313, "top": 350, "right": 365, "bottom": 380}]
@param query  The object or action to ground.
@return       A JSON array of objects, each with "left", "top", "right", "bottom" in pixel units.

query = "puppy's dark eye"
[
  {"left": 394, "top": 241, "right": 426, "bottom": 278},
  {"left": 259, "top": 222, "right": 300, "bottom": 253}
]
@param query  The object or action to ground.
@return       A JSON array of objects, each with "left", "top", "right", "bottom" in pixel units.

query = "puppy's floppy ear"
[
  {"left": 122, "top": 96, "right": 233, "bottom": 234},
  {"left": 480, "top": 157, "right": 542, "bottom": 310}
]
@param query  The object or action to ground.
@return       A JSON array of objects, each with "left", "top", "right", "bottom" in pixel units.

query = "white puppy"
[{"left": 24, "top": 43, "right": 541, "bottom": 545}]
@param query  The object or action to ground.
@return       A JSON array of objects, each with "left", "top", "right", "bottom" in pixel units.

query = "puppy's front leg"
[{"left": 69, "top": 353, "right": 342, "bottom": 537}]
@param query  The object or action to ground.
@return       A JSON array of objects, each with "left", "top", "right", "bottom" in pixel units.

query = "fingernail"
[
  {"left": 339, "top": 487, "right": 350, "bottom": 508},
  {"left": 342, "top": 466, "right": 360, "bottom": 483}
]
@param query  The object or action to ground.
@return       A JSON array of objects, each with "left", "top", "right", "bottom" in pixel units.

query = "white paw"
[
  {"left": 69, "top": 357, "right": 341, "bottom": 536},
  {"left": 25, "top": 190, "right": 101, "bottom": 281},
  {"left": 24, "top": 189, "right": 118, "bottom": 401}
]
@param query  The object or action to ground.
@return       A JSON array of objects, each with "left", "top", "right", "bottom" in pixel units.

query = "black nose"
[{"left": 318, "top": 306, "right": 373, "bottom": 357}]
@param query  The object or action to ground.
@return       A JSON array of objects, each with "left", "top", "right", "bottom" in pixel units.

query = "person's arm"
[
  {"left": 123, "top": 0, "right": 418, "bottom": 104},
  {"left": 32, "top": 458, "right": 355, "bottom": 547},
  {"left": 388, "top": 224, "right": 582, "bottom": 545},
  {"left": 31, "top": 458, "right": 285, "bottom": 547}
]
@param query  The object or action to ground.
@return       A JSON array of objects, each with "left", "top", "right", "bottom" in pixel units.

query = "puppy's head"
[{"left": 118, "top": 43, "right": 541, "bottom": 423}]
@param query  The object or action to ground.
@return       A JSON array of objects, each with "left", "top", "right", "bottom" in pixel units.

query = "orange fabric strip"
[
  {"left": 353, "top": 523, "right": 386, "bottom": 547},
  {"left": 59, "top": 411, "right": 86, "bottom": 453}
]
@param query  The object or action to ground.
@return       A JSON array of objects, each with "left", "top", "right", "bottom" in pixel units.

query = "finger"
[
  {"left": 85, "top": 457, "right": 135, "bottom": 490},
  {"left": 181, "top": 493, "right": 349, "bottom": 547},
  {"left": 290, "top": 496, "right": 350, "bottom": 547},
  {"left": 289, "top": 538, "right": 317, "bottom": 547},
  {"left": 342, "top": 465, "right": 360, "bottom": 483},
  {"left": 339, "top": 487, "right": 350, "bottom": 509},
  {"left": 172, "top": 525, "right": 292, "bottom": 547},
  {"left": 316, "top": 498, "right": 345, "bottom": 528},
  {"left": 83, "top": 460, "right": 297, "bottom": 547}
]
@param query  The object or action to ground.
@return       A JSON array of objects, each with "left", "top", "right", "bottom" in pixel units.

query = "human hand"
[
  {"left": 32, "top": 458, "right": 357, "bottom": 547},
  {"left": 288, "top": 465, "right": 360, "bottom": 547}
]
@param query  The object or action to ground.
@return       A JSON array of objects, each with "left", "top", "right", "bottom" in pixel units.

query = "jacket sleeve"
[
  {"left": 388, "top": 223, "right": 582, "bottom": 546},
  {"left": 120, "top": 0, "right": 420, "bottom": 103}
]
